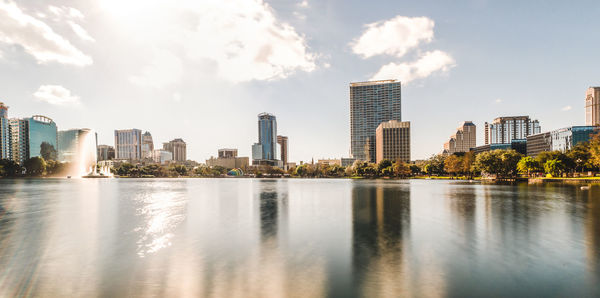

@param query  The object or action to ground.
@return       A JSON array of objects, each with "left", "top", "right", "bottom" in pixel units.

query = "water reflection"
[
  {"left": 351, "top": 181, "right": 411, "bottom": 297},
  {"left": 0, "top": 179, "right": 599, "bottom": 297}
]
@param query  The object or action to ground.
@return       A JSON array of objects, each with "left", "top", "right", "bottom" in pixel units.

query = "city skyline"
[{"left": 1, "top": 0, "right": 599, "bottom": 162}]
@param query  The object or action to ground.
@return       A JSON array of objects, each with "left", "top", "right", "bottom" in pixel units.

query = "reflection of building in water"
[
  {"left": 351, "top": 182, "right": 411, "bottom": 296},
  {"left": 585, "top": 189, "right": 600, "bottom": 274}
]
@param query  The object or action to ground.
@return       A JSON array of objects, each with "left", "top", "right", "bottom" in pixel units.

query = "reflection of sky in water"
[
  {"left": 0, "top": 179, "right": 598, "bottom": 297},
  {"left": 133, "top": 185, "right": 187, "bottom": 258}
]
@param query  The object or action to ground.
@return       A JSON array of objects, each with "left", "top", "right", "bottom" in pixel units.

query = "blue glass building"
[
  {"left": 252, "top": 113, "right": 279, "bottom": 166},
  {"left": 0, "top": 102, "right": 10, "bottom": 160},
  {"left": 350, "top": 80, "right": 402, "bottom": 162},
  {"left": 27, "top": 115, "right": 57, "bottom": 159}
]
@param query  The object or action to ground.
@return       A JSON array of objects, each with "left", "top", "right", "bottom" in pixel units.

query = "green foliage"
[
  {"left": 171, "top": 165, "right": 188, "bottom": 176},
  {"left": 423, "top": 154, "right": 446, "bottom": 176},
  {"left": 115, "top": 163, "right": 135, "bottom": 176},
  {"left": 544, "top": 159, "right": 566, "bottom": 177},
  {"left": 24, "top": 157, "right": 46, "bottom": 176},
  {"left": 0, "top": 159, "right": 22, "bottom": 177},
  {"left": 474, "top": 150, "right": 522, "bottom": 178},
  {"left": 40, "top": 142, "right": 58, "bottom": 161},
  {"left": 46, "top": 160, "right": 67, "bottom": 176},
  {"left": 517, "top": 156, "right": 542, "bottom": 176}
]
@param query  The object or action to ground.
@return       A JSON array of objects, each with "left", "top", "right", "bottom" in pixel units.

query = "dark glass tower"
[
  {"left": 350, "top": 80, "right": 401, "bottom": 162},
  {"left": 257, "top": 113, "right": 277, "bottom": 161}
]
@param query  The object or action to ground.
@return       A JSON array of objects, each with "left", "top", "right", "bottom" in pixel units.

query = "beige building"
[
  {"left": 163, "top": 138, "right": 186, "bottom": 162},
  {"left": 206, "top": 148, "right": 249, "bottom": 170},
  {"left": 443, "top": 121, "right": 476, "bottom": 154},
  {"left": 375, "top": 120, "right": 410, "bottom": 163},
  {"left": 317, "top": 159, "right": 341, "bottom": 166},
  {"left": 586, "top": 87, "right": 600, "bottom": 126},
  {"left": 277, "top": 135, "right": 288, "bottom": 167}
]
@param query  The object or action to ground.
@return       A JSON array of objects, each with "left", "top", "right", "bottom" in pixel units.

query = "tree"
[
  {"left": 394, "top": 161, "right": 412, "bottom": 178},
  {"left": 377, "top": 159, "right": 393, "bottom": 173},
  {"left": 589, "top": 133, "right": 600, "bottom": 169},
  {"left": 115, "top": 163, "right": 135, "bottom": 176},
  {"left": 462, "top": 152, "right": 476, "bottom": 178},
  {"left": 499, "top": 150, "right": 523, "bottom": 178},
  {"left": 45, "top": 160, "right": 66, "bottom": 176},
  {"left": 544, "top": 159, "right": 566, "bottom": 177},
  {"left": 423, "top": 154, "right": 446, "bottom": 176},
  {"left": 24, "top": 157, "right": 46, "bottom": 176},
  {"left": 517, "top": 156, "right": 541, "bottom": 177},
  {"left": 567, "top": 143, "right": 592, "bottom": 173},
  {"left": 295, "top": 164, "right": 309, "bottom": 177},
  {"left": 40, "top": 142, "right": 58, "bottom": 161},
  {"left": 473, "top": 151, "right": 502, "bottom": 177},
  {"left": 171, "top": 165, "right": 188, "bottom": 176},
  {"left": 0, "top": 159, "right": 22, "bottom": 177},
  {"left": 444, "top": 155, "right": 462, "bottom": 176}
]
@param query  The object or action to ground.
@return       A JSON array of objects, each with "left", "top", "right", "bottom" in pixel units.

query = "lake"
[{"left": 0, "top": 178, "right": 598, "bottom": 297}]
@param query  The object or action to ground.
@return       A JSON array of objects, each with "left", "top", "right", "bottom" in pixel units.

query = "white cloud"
[
  {"left": 103, "top": 0, "right": 316, "bottom": 84},
  {"left": 370, "top": 50, "right": 455, "bottom": 83},
  {"left": 0, "top": 1, "right": 92, "bottom": 66},
  {"left": 33, "top": 85, "right": 80, "bottom": 105},
  {"left": 298, "top": 0, "right": 309, "bottom": 8},
  {"left": 562, "top": 105, "right": 572, "bottom": 111},
  {"left": 495, "top": 98, "right": 503, "bottom": 104},
  {"left": 68, "top": 21, "right": 95, "bottom": 42},
  {"left": 130, "top": 49, "right": 183, "bottom": 88},
  {"left": 352, "top": 16, "right": 434, "bottom": 59}
]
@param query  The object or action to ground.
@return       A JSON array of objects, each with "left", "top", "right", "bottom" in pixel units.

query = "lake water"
[{"left": 0, "top": 178, "right": 599, "bottom": 297}]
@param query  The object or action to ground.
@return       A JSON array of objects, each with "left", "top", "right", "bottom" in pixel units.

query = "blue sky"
[{"left": 1, "top": 0, "right": 599, "bottom": 162}]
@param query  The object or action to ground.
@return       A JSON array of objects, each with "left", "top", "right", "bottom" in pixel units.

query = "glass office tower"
[
  {"left": 257, "top": 113, "right": 277, "bottom": 161},
  {"left": 0, "top": 102, "right": 10, "bottom": 160},
  {"left": 27, "top": 115, "right": 58, "bottom": 159},
  {"left": 350, "top": 80, "right": 402, "bottom": 162}
]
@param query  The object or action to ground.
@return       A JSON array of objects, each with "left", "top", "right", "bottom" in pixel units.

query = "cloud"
[
  {"left": 0, "top": 1, "right": 92, "bottom": 66},
  {"left": 370, "top": 51, "right": 455, "bottom": 83},
  {"left": 104, "top": 0, "right": 316, "bottom": 84},
  {"left": 33, "top": 85, "right": 80, "bottom": 105},
  {"left": 495, "top": 98, "right": 503, "bottom": 104},
  {"left": 130, "top": 48, "right": 183, "bottom": 88},
  {"left": 298, "top": 0, "right": 309, "bottom": 8},
  {"left": 352, "top": 16, "right": 434, "bottom": 59},
  {"left": 562, "top": 105, "right": 572, "bottom": 111}
]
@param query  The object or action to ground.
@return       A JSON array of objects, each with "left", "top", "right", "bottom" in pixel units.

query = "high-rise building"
[
  {"left": 58, "top": 129, "right": 96, "bottom": 163},
  {"left": 350, "top": 80, "right": 401, "bottom": 162},
  {"left": 114, "top": 129, "right": 142, "bottom": 160},
  {"left": 141, "top": 131, "right": 154, "bottom": 159},
  {"left": 9, "top": 118, "right": 28, "bottom": 164},
  {"left": 97, "top": 145, "right": 115, "bottom": 161},
  {"left": 277, "top": 135, "right": 288, "bottom": 167},
  {"left": 485, "top": 116, "right": 540, "bottom": 145},
  {"left": 375, "top": 120, "right": 410, "bottom": 163},
  {"left": 0, "top": 102, "right": 10, "bottom": 160},
  {"left": 218, "top": 148, "right": 238, "bottom": 158},
  {"left": 443, "top": 121, "right": 477, "bottom": 154},
  {"left": 27, "top": 115, "right": 57, "bottom": 160},
  {"left": 163, "top": 138, "right": 187, "bottom": 162},
  {"left": 252, "top": 113, "right": 280, "bottom": 166},
  {"left": 586, "top": 87, "right": 600, "bottom": 126}
]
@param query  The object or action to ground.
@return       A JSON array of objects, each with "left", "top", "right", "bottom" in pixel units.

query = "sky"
[{"left": 1, "top": 0, "right": 600, "bottom": 162}]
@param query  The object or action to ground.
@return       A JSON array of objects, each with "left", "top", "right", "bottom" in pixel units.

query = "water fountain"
[{"left": 65, "top": 129, "right": 113, "bottom": 178}]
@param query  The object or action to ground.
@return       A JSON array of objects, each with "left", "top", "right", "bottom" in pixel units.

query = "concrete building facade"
[
  {"left": 586, "top": 87, "right": 600, "bottom": 126},
  {"left": 206, "top": 148, "right": 249, "bottom": 170},
  {"left": 9, "top": 118, "right": 28, "bottom": 164},
  {"left": 277, "top": 135, "right": 288, "bottom": 168},
  {"left": 115, "top": 129, "right": 142, "bottom": 160},
  {"left": 527, "top": 126, "right": 599, "bottom": 157},
  {"left": 375, "top": 120, "right": 410, "bottom": 163},
  {"left": 485, "top": 116, "right": 541, "bottom": 145},
  {"left": 141, "top": 131, "right": 154, "bottom": 159},
  {"left": 163, "top": 138, "right": 187, "bottom": 162},
  {"left": 350, "top": 80, "right": 402, "bottom": 162},
  {"left": 97, "top": 145, "right": 115, "bottom": 161},
  {"left": 443, "top": 121, "right": 476, "bottom": 154}
]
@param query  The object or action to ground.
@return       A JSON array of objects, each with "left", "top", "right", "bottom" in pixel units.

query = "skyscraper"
[
  {"left": 141, "top": 131, "right": 154, "bottom": 159},
  {"left": 350, "top": 80, "right": 402, "bottom": 162},
  {"left": 586, "top": 87, "right": 600, "bottom": 126},
  {"left": 0, "top": 102, "right": 10, "bottom": 160},
  {"left": 9, "top": 118, "right": 28, "bottom": 164},
  {"left": 252, "top": 113, "right": 279, "bottom": 166},
  {"left": 27, "top": 115, "right": 57, "bottom": 160},
  {"left": 443, "top": 121, "right": 476, "bottom": 154},
  {"left": 277, "top": 135, "right": 288, "bottom": 167},
  {"left": 163, "top": 138, "right": 187, "bottom": 162},
  {"left": 375, "top": 120, "right": 410, "bottom": 163},
  {"left": 58, "top": 129, "right": 96, "bottom": 163},
  {"left": 485, "top": 116, "right": 540, "bottom": 145},
  {"left": 97, "top": 145, "right": 115, "bottom": 161},
  {"left": 114, "top": 129, "right": 142, "bottom": 160}
]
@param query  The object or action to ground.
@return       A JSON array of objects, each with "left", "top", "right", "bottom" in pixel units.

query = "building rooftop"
[{"left": 350, "top": 80, "right": 399, "bottom": 87}]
